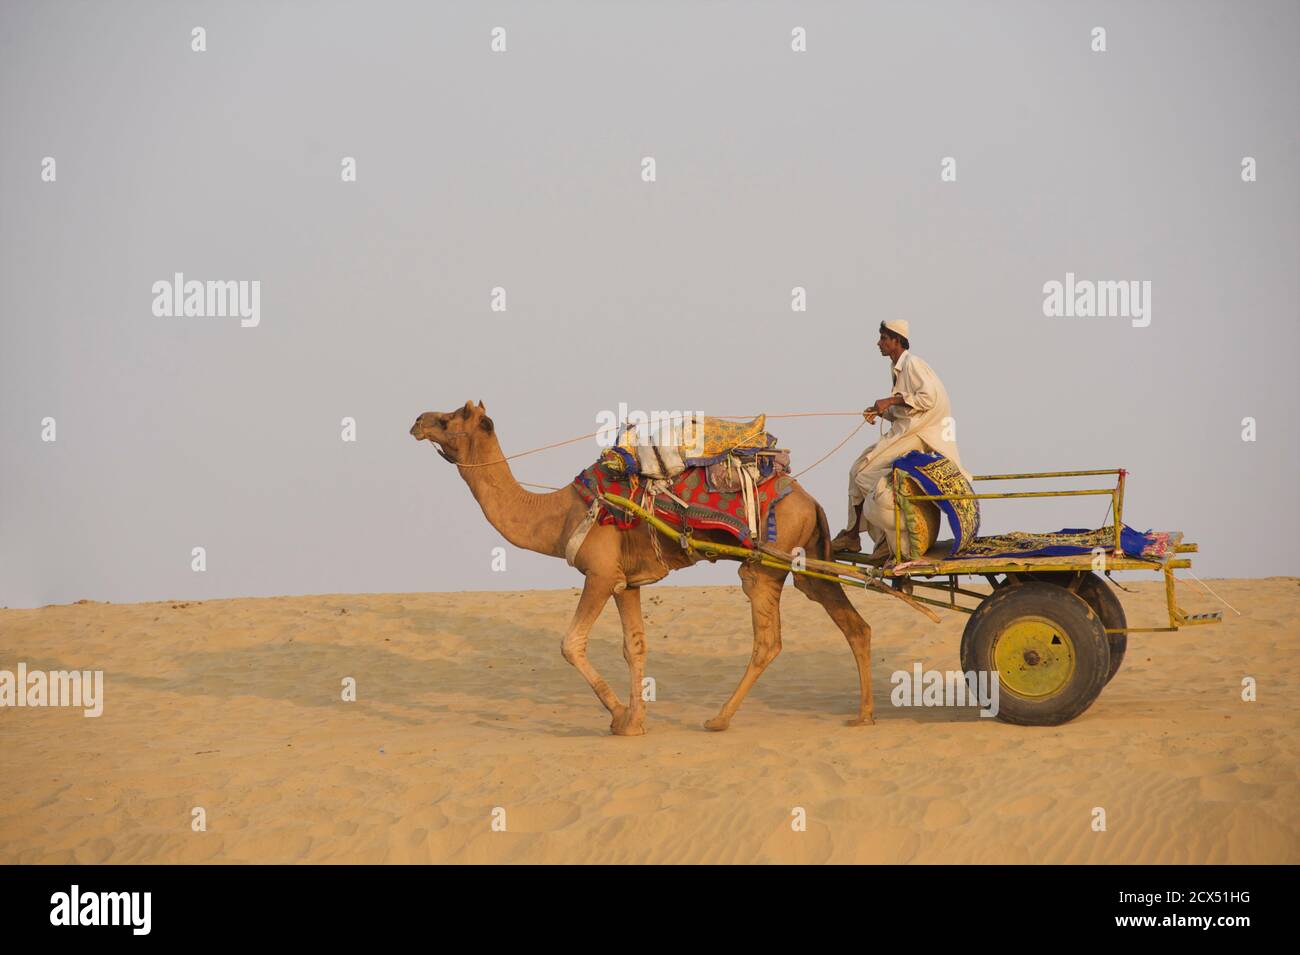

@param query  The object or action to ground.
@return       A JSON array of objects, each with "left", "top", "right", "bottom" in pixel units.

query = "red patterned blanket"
[{"left": 572, "top": 461, "right": 794, "bottom": 546}]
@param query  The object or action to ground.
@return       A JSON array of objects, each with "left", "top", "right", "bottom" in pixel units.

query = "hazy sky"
[{"left": 2, "top": 0, "right": 1297, "bottom": 608}]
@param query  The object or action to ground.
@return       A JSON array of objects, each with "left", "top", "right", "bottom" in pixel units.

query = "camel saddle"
[
  {"left": 614, "top": 413, "right": 772, "bottom": 479},
  {"left": 571, "top": 462, "right": 794, "bottom": 557},
  {"left": 568, "top": 415, "right": 794, "bottom": 566}
]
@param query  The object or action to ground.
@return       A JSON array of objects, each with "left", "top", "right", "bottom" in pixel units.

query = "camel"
[{"left": 410, "top": 400, "right": 875, "bottom": 736}]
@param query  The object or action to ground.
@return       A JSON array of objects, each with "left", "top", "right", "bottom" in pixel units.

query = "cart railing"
[
  {"left": 884, "top": 465, "right": 1220, "bottom": 631},
  {"left": 892, "top": 467, "right": 1129, "bottom": 561}
]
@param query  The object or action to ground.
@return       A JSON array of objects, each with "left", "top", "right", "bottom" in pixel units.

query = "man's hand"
[{"left": 863, "top": 397, "right": 898, "bottom": 422}]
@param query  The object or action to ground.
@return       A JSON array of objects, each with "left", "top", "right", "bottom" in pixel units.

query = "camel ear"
[
  {"left": 479, "top": 415, "right": 494, "bottom": 433},
  {"left": 476, "top": 400, "right": 485, "bottom": 411}
]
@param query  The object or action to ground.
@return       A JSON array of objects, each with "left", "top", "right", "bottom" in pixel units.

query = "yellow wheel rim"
[{"left": 993, "top": 615, "right": 1076, "bottom": 698}]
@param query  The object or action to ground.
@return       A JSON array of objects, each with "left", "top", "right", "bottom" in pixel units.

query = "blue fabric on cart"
[{"left": 892, "top": 451, "right": 980, "bottom": 556}]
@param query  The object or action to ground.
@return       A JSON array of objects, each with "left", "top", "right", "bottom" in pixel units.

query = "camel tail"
[{"left": 813, "top": 501, "right": 832, "bottom": 563}]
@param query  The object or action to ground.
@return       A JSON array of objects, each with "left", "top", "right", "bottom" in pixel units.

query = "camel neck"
[{"left": 455, "top": 434, "right": 580, "bottom": 557}]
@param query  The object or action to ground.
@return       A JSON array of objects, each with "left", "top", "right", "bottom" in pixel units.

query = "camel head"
[{"left": 409, "top": 400, "right": 495, "bottom": 464}]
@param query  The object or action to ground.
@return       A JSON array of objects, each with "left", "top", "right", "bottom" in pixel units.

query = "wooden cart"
[{"left": 603, "top": 468, "right": 1222, "bottom": 726}]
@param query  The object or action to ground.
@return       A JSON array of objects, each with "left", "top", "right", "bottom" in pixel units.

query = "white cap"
[{"left": 883, "top": 319, "right": 910, "bottom": 340}]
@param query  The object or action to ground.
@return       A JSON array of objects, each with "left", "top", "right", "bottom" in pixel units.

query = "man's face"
[{"left": 877, "top": 330, "right": 892, "bottom": 356}]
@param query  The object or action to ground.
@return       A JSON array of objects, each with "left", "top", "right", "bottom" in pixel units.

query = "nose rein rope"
[{"left": 432, "top": 411, "right": 868, "bottom": 492}]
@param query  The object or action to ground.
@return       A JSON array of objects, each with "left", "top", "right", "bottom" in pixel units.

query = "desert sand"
[{"left": 1, "top": 577, "right": 1296, "bottom": 864}]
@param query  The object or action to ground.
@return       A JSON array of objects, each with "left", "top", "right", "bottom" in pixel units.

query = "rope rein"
[
  {"left": 791, "top": 419, "right": 868, "bottom": 479},
  {"left": 457, "top": 411, "right": 870, "bottom": 491}
]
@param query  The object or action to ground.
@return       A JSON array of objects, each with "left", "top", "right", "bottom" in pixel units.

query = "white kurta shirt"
[{"left": 870, "top": 350, "right": 968, "bottom": 479}]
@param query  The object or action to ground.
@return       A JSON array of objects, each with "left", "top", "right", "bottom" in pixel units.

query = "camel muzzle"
[{"left": 410, "top": 417, "right": 436, "bottom": 441}]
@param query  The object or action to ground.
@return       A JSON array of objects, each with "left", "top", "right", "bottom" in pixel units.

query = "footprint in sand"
[
  {"left": 759, "top": 820, "right": 833, "bottom": 864},
  {"left": 996, "top": 792, "right": 1056, "bottom": 818},
  {"left": 660, "top": 785, "right": 715, "bottom": 808},
  {"left": 72, "top": 837, "right": 115, "bottom": 864},
  {"left": 922, "top": 798, "right": 970, "bottom": 830},
  {"left": 914, "top": 782, "right": 966, "bottom": 800},
  {"left": 1199, "top": 774, "right": 1270, "bottom": 802},
  {"left": 855, "top": 779, "right": 898, "bottom": 797},
  {"left": 497, "top": 800, "right": 581, "bottom": 832},
  {"left": 600, "top": 780, "right": 669, "bottom": 816}
]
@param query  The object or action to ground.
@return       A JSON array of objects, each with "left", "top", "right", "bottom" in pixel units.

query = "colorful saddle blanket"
[{"left": 573, "top": 458, "right": 795, "bottom": 547}]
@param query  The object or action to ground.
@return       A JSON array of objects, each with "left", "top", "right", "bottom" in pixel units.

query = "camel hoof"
[
  {"left": 610, "top": 709, "right": 645, "bottom": 736},
  {"left": 703, "top": 716, "right": 731, "bottom": 732},
  {"left": 845, "top": 715, "right": 876, "bottom": 726}
]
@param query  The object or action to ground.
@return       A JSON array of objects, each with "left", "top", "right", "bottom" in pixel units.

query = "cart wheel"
[
  {"left": 960, "top": 582, "right": 1110, "bottom": 726},
  {"left": 1017, "top": 572, "right": 1127, "bottom": 684}
]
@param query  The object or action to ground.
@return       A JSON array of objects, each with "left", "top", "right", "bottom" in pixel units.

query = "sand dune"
[{"left": 1, "top": 578, "right": 1296, "bottom": 863}]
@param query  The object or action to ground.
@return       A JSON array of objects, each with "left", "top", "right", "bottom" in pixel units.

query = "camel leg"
[
  {"left": 792, "top": 573, "right": 875, "bottom": 725},
  {"left": 560, "top": 575, "right": 625, "bottom": 723},
  {"left": 705, "top": 563, "right": 786, "bottom": 732},
  {"left": 611, "top": 586, "right": 648, "bottom": 736}
]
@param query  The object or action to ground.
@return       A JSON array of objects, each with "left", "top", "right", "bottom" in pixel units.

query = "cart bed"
[{"left": 835, "top": 546, "right": 1195, "bottom": 578}]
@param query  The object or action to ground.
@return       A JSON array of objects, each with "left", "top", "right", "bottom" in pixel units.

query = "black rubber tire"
[
  {"left": 960, "top": 582, "right": 1110, "bottom": 726},
  {"left": 1017, "top": 572, "right": 1128, "bottom": 684}
]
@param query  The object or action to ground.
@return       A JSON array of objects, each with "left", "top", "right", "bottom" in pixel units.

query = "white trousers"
[{"left": 845, "top": 433, "right": 927, "bottom": 554}]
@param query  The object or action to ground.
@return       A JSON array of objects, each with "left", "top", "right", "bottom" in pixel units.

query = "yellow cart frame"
[
  {"left": 870, "top": 467, "right": 1222, "bottom": 633},
  {"left": 601, "top": 467, "right": 1223, "bottom": 634}
]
